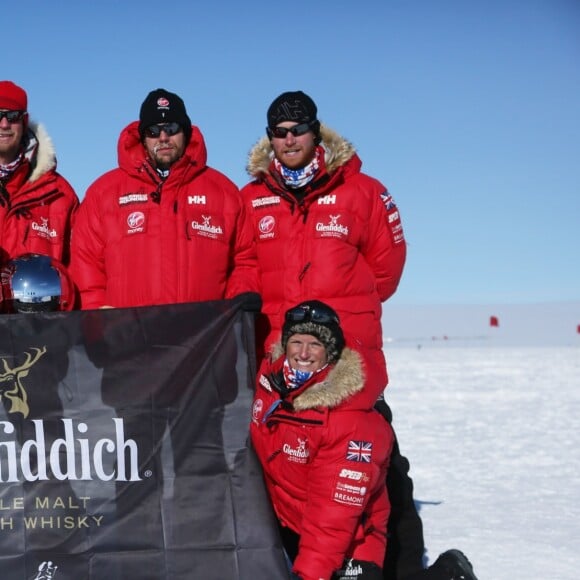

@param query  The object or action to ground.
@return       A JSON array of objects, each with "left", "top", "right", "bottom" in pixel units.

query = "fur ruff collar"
[
  {"left": 25, "top": 121, "right": 57, "bottom": 184},
  {"left": 245, "top": 124, "right": 357, "bottom": 179},
  {"left": 269, "top": 344, "right": 365, "bottom": 411}
]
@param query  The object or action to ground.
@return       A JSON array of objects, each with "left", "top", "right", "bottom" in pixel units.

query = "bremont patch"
[
  {"left": 252, "top": 196, "right": 281, "bottom": 208},
  {"left": 119, "top": 193, "right": 148, "bottom": 205}
]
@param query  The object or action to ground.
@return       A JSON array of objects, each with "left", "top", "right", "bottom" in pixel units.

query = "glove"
[
  {"left": 374, "top": 396, "right": 393, "bottom": 424},
  {"left": 332, "top": 558, "right": 383, "bottom": 580},
  {"left": 230, "top": 291, "right": 262, "bottom": 312}
]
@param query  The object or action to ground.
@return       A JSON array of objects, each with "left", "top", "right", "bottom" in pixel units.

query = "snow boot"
[{"left": 430, "top": 549, "right": 478, "bottom": 580}]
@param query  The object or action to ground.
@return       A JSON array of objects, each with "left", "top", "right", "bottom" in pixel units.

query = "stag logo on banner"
[{"left": 0, "top": 347, "right": 46, "bottom": 418}]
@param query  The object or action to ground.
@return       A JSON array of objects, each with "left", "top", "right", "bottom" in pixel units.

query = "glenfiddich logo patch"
[
  {"left": 283, "top": 436, "right": 309, "bottom": 463},
  {"left": 31, "top": 217, "right": 57, "bottom": 240},
  {"left": 188, "top": 215, "right": 224, "bottom": 240},
  {"left": 315, "top": 214, "right": 349, "bottom": 238}
]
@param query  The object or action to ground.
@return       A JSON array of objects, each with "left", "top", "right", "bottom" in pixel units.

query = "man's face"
[
  {"left": 285, "top": 333, "right": 328, "bottom": 373},
  {"left": 143, "top": 123, "right": 186, "bottom": 170},
  {"left": 270, "top": 122, "right": 317, "bottom": 170},
  {"left": 0, "top": 110, "right": 26, "bottom": 165}
]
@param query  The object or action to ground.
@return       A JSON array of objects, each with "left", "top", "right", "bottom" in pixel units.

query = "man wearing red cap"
[{"left": 0, "top": 81, "right": 78, "bottom": 267}]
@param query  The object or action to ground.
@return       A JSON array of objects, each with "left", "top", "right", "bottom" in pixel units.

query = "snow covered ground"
[{"left": 382, "top": 340, "right": 579, "bottom": 579}]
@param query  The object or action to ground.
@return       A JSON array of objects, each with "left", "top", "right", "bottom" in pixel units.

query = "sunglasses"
[
  {"left": 144, "top": 122, "right": 182, "bottom": 138},
  {"left": 0, "top": 110, "right": 26, "bottom": 123},
  {"left": 285, "top": 304, "right": 340, "bottom": 325},
  {"left": 267, "top": 122, "right": 313, "bottom": 139}
]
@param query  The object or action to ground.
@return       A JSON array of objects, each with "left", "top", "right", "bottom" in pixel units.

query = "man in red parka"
[
  {"left": 70, "top": 88, "right": 258, "bottom": 308},
  {"left": 0, "top": 81, "right": 78, "bottom": 267},
  {"left": 68, "top": 89, "right": 261, "bottom": 573},
  {"left": 241, "top": 91, "right": 405, "bottom": 379},
  {"left": 241, "top": 91, "right": 477, "bottom": 580}
]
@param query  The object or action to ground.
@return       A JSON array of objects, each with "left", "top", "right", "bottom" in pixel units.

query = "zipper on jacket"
[
  {"left": 267, "top": 449, "right": 282, "bottom": 463},
  {"left": 298, "top": 262, "right": 311, "bottom": 281},
  {"left": 150, "top": 182, "right": 162, "bottom": 204},
  {"left": 298, "top": 200, "right": 309, "bottom": 224},
  {"left": 267, "top": 414, "right": 324, "bottom": 427},
  {"left": 0, "top": 181, "right": 9, "bottom": 207}
]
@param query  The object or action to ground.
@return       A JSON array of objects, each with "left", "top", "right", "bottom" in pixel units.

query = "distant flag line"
[{"left": 383, "top": 314, "right": 580, "bottom": 344}]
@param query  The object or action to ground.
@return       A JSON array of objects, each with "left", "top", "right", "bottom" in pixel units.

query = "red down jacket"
[
  {"left": 70, "top": 121, "right": 258, "bottom": 309},
  {"left": 0, "top": 123, "right": 78, "bottom": 266},
  {"left": 250, "top": 343, "right": 394, "bottom": 580},
  {"left": 240, "top": 125, "right": 406, "bottom": 374}
]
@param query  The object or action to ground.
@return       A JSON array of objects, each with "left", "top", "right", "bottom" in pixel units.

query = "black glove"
[
  {"left": 374, "top": 396, "right": 393, "bottom": 424},
  {"left": 332, "top": 559, "right": 383, "bottom": 580},
  {"left": 230, "top": 291, "right": 262, "bottom": 312}
]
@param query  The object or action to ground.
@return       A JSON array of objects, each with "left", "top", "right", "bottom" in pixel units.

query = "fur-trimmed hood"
[
  {"left": 268, "top": 343, "right": 377, "bottom": 412},
  {"left": 245, "top": 124, "right": 358, "bottom": 179},
  {"left": 24, "top": 121, "right": 58, "bottom": 184}
]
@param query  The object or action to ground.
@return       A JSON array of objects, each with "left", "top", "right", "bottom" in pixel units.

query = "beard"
[{"left": 151, "top": 143, "right": 181, "bottom": 170}]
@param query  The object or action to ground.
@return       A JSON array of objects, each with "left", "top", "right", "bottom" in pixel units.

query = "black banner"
[{"left": 0, "top": 297, "right": 289, "bottom": 579}]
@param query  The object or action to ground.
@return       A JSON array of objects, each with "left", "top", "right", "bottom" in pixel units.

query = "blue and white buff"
[{"left": 274, "top": 149, "right": 320, "bottom": 189}]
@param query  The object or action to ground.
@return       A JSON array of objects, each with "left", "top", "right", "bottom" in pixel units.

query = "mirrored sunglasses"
[
  {"left": 144, "top": 122, "right": 182, "bottom": 138},
  {"left": 267, "top": 122, "right": 313, "bottom": 139}
]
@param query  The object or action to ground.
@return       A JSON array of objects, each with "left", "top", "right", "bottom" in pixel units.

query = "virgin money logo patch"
[
  {"left": 126, "top": 211, "right": 146, "bottom": 234},
  {"left": 258, "top": 216, "right": 276, "bottom": 240}
]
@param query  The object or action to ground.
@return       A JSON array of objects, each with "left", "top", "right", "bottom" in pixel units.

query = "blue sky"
[{"left": 10, "top": 0, "right": 579, "bottom": 305}]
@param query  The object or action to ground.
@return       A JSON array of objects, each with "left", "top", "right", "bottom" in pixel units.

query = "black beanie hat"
[
  {"left": 267, "top": 90, "right": 319, "bottom": 129},
  {"left": 138, "top": 88, "right": 192, "bottom": 142},
  {"left": 282, "top": 300, "right": 345, "bottom": 364}
]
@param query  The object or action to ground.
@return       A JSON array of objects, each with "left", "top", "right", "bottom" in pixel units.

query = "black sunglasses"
[
  {"left": 0, "top": 110, "right": 26, "bottom": 123},
  {"left": 144, "top": 122, "right": 182, "bottom": 138},
  {"left": 267, "top": 122, "right": 313, "bottom": 139},
  {"left": 285, "top": 304, "right": 340, "bottom": 325}
]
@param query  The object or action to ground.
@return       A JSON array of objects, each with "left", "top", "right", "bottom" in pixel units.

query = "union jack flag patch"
[
  {"left": 346, "top": 441, "right": 373, "bottom": 463},
  {"left": 380, "top": 192, "right": 395, "bottom": 210}
]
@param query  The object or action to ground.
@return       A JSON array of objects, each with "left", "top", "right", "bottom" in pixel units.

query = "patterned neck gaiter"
[
  {"left": 282, "top": 357, "right": 328, "bottom": 390},
  {"left": 274, "top": 148, "right": 320, "bottom": 189},
  {"left": 0, "top": 152, "right": 24, "bottom": 181}
]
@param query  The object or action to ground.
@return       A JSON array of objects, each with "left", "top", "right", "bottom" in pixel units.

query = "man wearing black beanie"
[
  {"left": 70, "top": 88, "right": 258, "bottom": 309},
  {"left": 240, "top": 91, "right": 478, "bottom": 580},
  {"left": 138, "top": 88, "right": 193, "bottom": 148}
]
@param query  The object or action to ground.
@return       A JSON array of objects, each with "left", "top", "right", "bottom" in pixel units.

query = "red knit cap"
[{"left": 0, "top": 81, "right": 27, "bottom": 111}]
